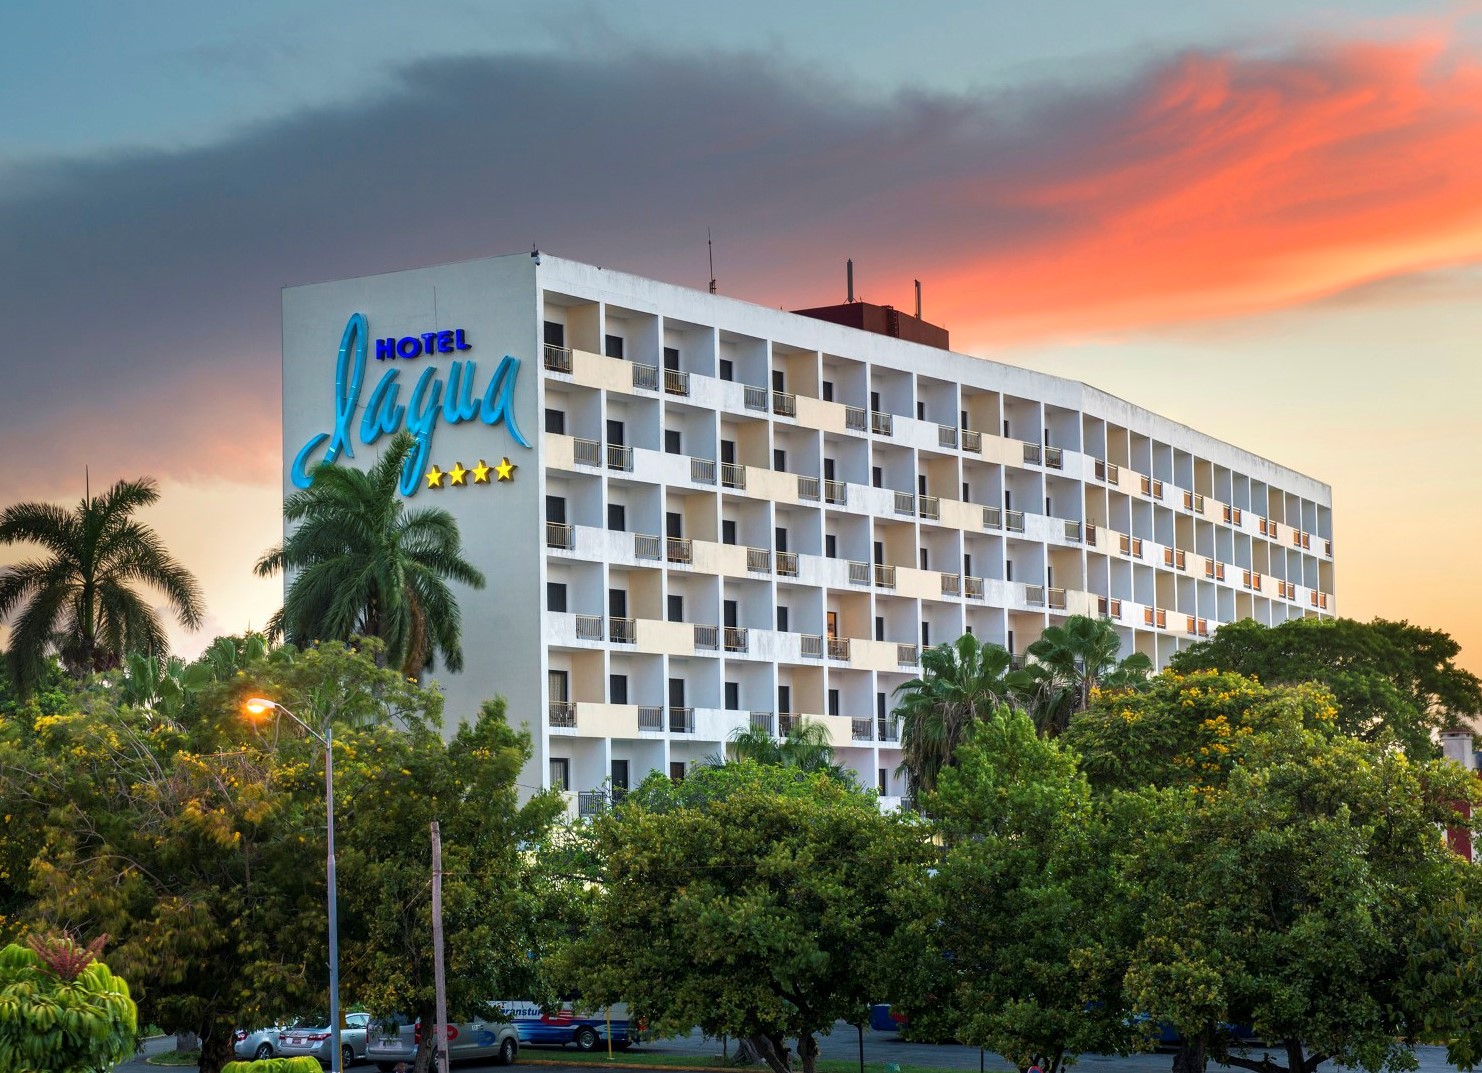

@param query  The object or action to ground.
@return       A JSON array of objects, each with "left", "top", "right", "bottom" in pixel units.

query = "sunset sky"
[{"left": 4, "top": 1, "right": 1482, "bottom": 670}]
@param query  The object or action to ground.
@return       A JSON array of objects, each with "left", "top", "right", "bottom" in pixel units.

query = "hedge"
[{"left": 222, "top": 1058, "right": 325, "bottom": 1073}]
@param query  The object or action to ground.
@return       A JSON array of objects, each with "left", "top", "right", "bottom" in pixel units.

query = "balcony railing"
[
  {"left": 897, "top": 643, "right": 920, "bottom": 667},
  {"left": 938, "top": 424, "right": 958, "bottom": 448},
  {"left": 575, "top": 614, "right": 604, "bottom": 642},
  {"left": 799, "top": 634, "right": 823, "bottom": 659},
  {"left": 1144, "top": 607, "right": 1167, "bottom": 629},
  {"left": 546, "top": 521, "right": 574, "bottom": 550},
  {"left": 1095, "top": 459, "right": 1120, "bottom": 484},
  {"left": 721, "top": 463, "right": 747, "bottom": 490},
  {"left": 847, "top": 560, "right": 871, "bottom": 585},
  {"left": 1023, "top": 442, "right": 1042, "bottom": 465},
  {"left": 573, "top": 437, "right": 601, "bottom": 466},
  {"left": 1005, "top": 510, "right": 1025, "bottom": 534},
  {"left": 664, "top": 367, "right": 690, "bottom": 396},
  {"left": 606, "top": 443, "right": 633, "bottom": 471},
  {"left": 724, "top": 626, "right": 749, "bottom": 653},
  {"left": 940, "top": 572, "right": 961, "bottom": 597},
  {"left": 1120, "top": 534, "right": 1144, "bottom": 558},
  {"left": 743, "top": 384, "right": 769, "bottom": 411},
  {"left": 669, "top": 707, "right": 695, "bottom": 734},
  {"left": 918, "top": 495, "right": 941, "bottom": 521},
  {"left": 1086, "top": 522, "right": 1098, "bottom": 545},
  {"left": 797, "top": 475, "right": 820, "bottom": 501},
  {"left": 852, "top": 718, "right": 874, "bottom": 742},
  {"left": 871, "top": 411, "right": 894, "bottom": 435},
  {"left": 824, "top": 480, "right": 848, "bottom": 505},
  {"left": 983, "top": 506, "right": 1002, "bottom": 530},
  {"left": 877, "top": 719, "right": 900, "bottom": 743},
  {"left": 1224, "top": 505, "right": 1243, "bottom": 525},
  {"left": 964, "top": 575, "right": 985, "bottom": 599},
  {"left": 874, "top": 563, "right": 896, "bottom": 588},
  {"left": 1064, "top": 520, "right": 1082, "bottom": 542},
  {"left": 1318, "top": 592, "right": 1329, "bottom": 609},
  {"left": 634, "top": 533, "right": 662, "bottom": 560},
  {"left": 667, "top": 537, "right": 693, "bottom": 565},
  {"left": 961, "top": 428, "right": 982, "bottom": 452},
  {"left": 750, "top": 711, "right": 775, "bottom": 735},
  {"left": 1048, "top": 588, "right": 1068, "bottom": 610},
  {"left": 773, "top": 390, "right": 797, "bottom": 417},
  {"left": 777, "top": 551, "right": 799, "bottom": 577},
  {"left": 638, "top": 706, "right": 664, "bottom": 731},
  {"left": 609, "top": 617, "right": 636, "bottom": 644},
  {"left": 544, "top": 344, "right": 573, "bottom": 373},
  {"left": 691, "top": 457, "right": 716, "bottom": 484},
  {"left": 694, "top": 624, "right": 719, "bottom": 650},
  {"left": 1097, "top": 596, "right": 1123, "bottom": 618},
  {"left": 894, "top": 491, "right": 915, "bottom": 516},
  {"left": 577, "top": 790, "right": 608, "bottom": 817},
  {"left": 747, "top": 547, "right": 771, "bottom": 573},
  {"left": 1044, "top": 446, "right": 1064, "bottom": 470},
  {"left": 827, "top": 637, "right": 851, "bottom": 660},
  {"left": 548, "top": 701, "right": 576, "bottom": 728},
  {"left": 844, "top": 405, "right": 867, "bottom": 432},
  {"left": 1025, "top": 585, "right": 1045, "bottom": 607},
  {"left": 778, "top": 713, "right": 799, "bottom": 736},
  {"left": 1244, "top": 570, "right": 1262, "bottom": 591},
  {"left": 631, "top": 362, "right": 659, "bottom": 391},
  {"left": 1195, "top": 618, "right": 1210, "bottom": 637},
  {"left": 1325, "top": 539, "right": 1332, "bottom": 557}
]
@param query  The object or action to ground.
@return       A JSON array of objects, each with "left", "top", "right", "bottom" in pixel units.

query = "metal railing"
[
  {"left": 938, "top": 424, "right": 958, "bottom": 448},
  {"left": 750, "top": 711, "right": 775, "bottom": 735},
  {"left": 694, "top": 624, "right": 719, "bottom": 650},
  {"left": 1064, "top": 520, "right": 1082, "bottom": 542},
  {"left": 877, "top": 719, "right": 900, "bottom": 743},
  {"left": 1098, "top": 596, "right": 1123, "bottom": 618},
  {"left": 724, "top": 626, "right": 749, "bottom": 653},
  {"left": 961, "top": 428, "right": 982, "bottom": 452},
  {"left": 573, "top": 437, "right": 601, "bottom": 466},
  {"left": 893, "top": 491, "right": 915, "bottom": 516},
  {"left": 1120, "top": 534, "right": 1144, "bottom": 558},
  {"left": 847, "top": 560, "right": 871, "bottom": 585},
  {"left": 743, "top": 384, "right": 769, "bottom": 411},
  {"left": 549, "top": 702, "right": 576, "bottom": 728},
  {"left": 827, "top": 637, "right": 851, "bottom": 660},
  {"left": 606, "top": 443, "right": 633, "bottom": 471},
  {"left": 664, "top": 367, "right": 690, "bottom": 396},
  {"left": 721, "top": 463, "right": 746, "bottom": 490},
  {"left": 1025, "top": 585, "right": 1045, "bottom": 607},
  {"left": 897, "top": 643, "right": 920, "bottom": 667},
  {"left": 747, "top": 547, "right": 771, "bottom": 573},
  {"left": 918, "top": 495, "right": 940, "bottom": 521},
  {"left": 773, "top": 390, "right": 797, "bottom": 417},
  {"left": 871, "top": 411, "right": 894, "bottom": 435},
  {"left": 544, "top": 344, "right": 573, "bottom": 373},
  {"left": 983, "top": 506, "right": 1002, "bottom": 529},
  {"left": 1086, "top": 522, "right": 1098, "bottom": 545},
  {"left": 1023, "top": 442, "right": 1042, "bottom": 465},
  {"left": 800, "top": 634, "right": 823, "bottom": 659},
  {"left": 778, "top": 713, "right": 799, "bottom": 736},
  {"left": 691, "top": 457, "right": 716, "bottom": 484},
  {"left": 852, "top": 718, "right": 873, "bottom": 742},
  {"left": 824, "top": 479, "right": 847, "bottom": 505},
  {"left": 667, "top": 537, "right": 692, "bottom": 564},
  {"left": 964, "top": 575, "right": 985, "bottom": 599},
  {"left": 797, "top": 475, "right": 820, "bottom": 501},
  {"left": 638, "top": 706, "right": 664, "bottom": 731},
  {"left": 874, "top": 563, "right": 896, "bottom": 588},
  {"left": 940, "top": 572, "right": 961, "bottom": 597},
  {"left": 577, "top": 790, "right": 607, "bottom": 817},
  {"left": 631, "top": 362, "right": 658, "bottom": 391},
  {"left": 609, "top": 617, "right": 636, "bottom": 644},
  {"left": 634, "top": 533, "right": 662, "bottom": 560},
  {"left": 669, "top": 708, "right": 695, "bottom": 734},
  {"left": 1044, "top": 446, "right": 1064, "bottom": 469},
  {"left": 776, "top": 551, "right": 799, "bottom": 577},
  {"left": 575, "top": 614, "right": 604, "bottom": 641},
  {"left": 1095, "top": 459, "right": 1120, "bottom": 484},
  {"left": 1005, "top": 510, "right": 1025, "bottom": 533},
  {"left": 546, "top": 521, "right": 574, "bottom": 550},
  {"left": 845, "top": 406, "right": 867, "bottom": 432},
  {"left": 1048, "top": 588, "right": 1068, "bottom": 610}
]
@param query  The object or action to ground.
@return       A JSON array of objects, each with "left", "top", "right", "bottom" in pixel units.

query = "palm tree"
[
  {"left": 1023, "top": 614, "right": 1153, "bottom": 737},
  {"left": 719, "top": 719, "right": 849, "bottom": 781},
  {"left": 892, "top": 633, "right": 1031, "bottom": 809},
  {"left": 255, "top": 432, "right": 486, "bottom": 678},
  {"left": 0, "top": 478, "right": 205, "bottom": 695}
]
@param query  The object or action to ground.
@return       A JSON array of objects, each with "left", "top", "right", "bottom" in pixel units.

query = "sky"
[{"left": 3, "top": 0, "right": 1482, "bottom": 671}]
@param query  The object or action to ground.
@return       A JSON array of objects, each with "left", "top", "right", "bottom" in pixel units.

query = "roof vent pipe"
[
  {"left": 847, "top": 259, "right": 854, "bottom": 303},
  {"left": 915, "top": 279, "right": 922, "bottom": 320}
]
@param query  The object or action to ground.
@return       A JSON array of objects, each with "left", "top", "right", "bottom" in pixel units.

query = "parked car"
[
  {"left": 367, "top": 1011, "right": 519, "bottom": 1070},
  {"left": 234, "top": 1025, "right": 284, "bottom": 1060},
  {"left": 492, "top": 1000, "right": 638, "bottom": 1051},
  {"left": 278, "top": 1012, "right": 372, "bottom": 1067}
]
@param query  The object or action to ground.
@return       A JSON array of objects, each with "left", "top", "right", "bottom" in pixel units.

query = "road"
[{"left": 121, "top": 1025, "right": 1466, "bottom": 1073}]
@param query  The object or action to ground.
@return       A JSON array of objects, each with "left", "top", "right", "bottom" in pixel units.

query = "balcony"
[
  {"left": 845, "top": 405, "right": 867, "bottom": 432},
  {"left": 897, "top": 643, "right": 920, "bottom": 667},
  {"left": 721, "top": 463, "right": 747, "bottom": 490},
  {"left": 1195, "top": 618, "right": 1210, "bottom": 637},
  {"left": 1144, "top": 607, "right": 1168, "bottom": 629},
  {"left": 824, "top": 480, "right": 848, "bottom": 505},
  {"left": 778, "top": 713, "right": 799, "bottom": 736},
  {"left": 546, "top": 521, "right": 574, "bottom": 550},
  {"left": 747, "top": 547, "right": 772, "bottom": 573},
  {"left": 577, "top": 790, "right": 608, "bottom": 817},
  {"left": 874, "top": 563, "right": 897, "bottom": 588},
  {"left": 664, "top": 368, "right": 690, "bottom": 396},
  {"left": 776, "top": 551, "right": 799, "bottom": 577},
  {"left": 750, "top": 711, "right": 775, "bottom": 735},
  {"left": 1005, "top": 510, "right": 1025, "bottom": 534},
  {"left": 1243, "top": 570, "right": 1262, "bottom": 591},
  {"left": 1048, "top": 588, "right": 1068, "bottom": 611},
  {"left": 893, "top": 491, "right": 915, "bottom": 516},
  {"left": 1063, "top": 520, "right": 1082, "bottom": 542},
  {"left": 573, "top": 437, "right": 601, "bottom": 466},
  {"left": 549, "top": 701, "right": 576, "bottom": 728},
  {"left": 1044, "top": 446, "right": 1064, "bottom": 470},
  {"left": 606, "top": 443, "right": 633, "bottom": 472},
  {"left": 1095, "top": 459, "right": 1120, "bottom": 484},
  {"left": 797, "top": 475, "right": 821, "bottom": 501},
  {"left": 609, "top": 617, "right": 636, "bottom": 644},
  {"left": 852, "top": 718, "right": 873, "bottom": 742},
  {"left": 982, "top": 506, "right": 1002, "bottom": 530},
  {"left": 847, "top": 560, "right": 871, "bottom": 585},
  {"left": 543, "top": 344, "right": 573, "bottom": 373},
  {"left": 877, "top": 719, "right": 900, "bottom": 743},
  {"left": 691, "top": 457, "right": 717, "bottom": 484},
  {"left": 871, "top": 411, "right": 894, "bottom": 435},
  {"left": 743, "top": 384, "right": 769, "bottom": 411},
  {"left": 961, "top": 428, "right": 982, "bottom": 453},
  {"left": 827, "top": 637, "right": 851, "bottom": 660},
  {"left": 1097, "top": 596, "right": 1123, "bottom": 619},
  {"left": 631, "top": 362, "right": 659, "bottom": 391},
  {"left": 773, "top": 390, "right": 797, "bottom": 417},
  {"left": 575, "top": 614, "right": 604, "bottom": 642},
  {"left": 964, "top": 575, "right": 985, "bottom": 600},
  {"left": 1025, "top": 585, "right": 1045, "bottom": 607},
  {"left": 938, "top": 424, "right": 958, "bottom": 448},
  {"left": 800, "top": 634, "right": 823, "bottom": 659},
  {"left": 1120, "top": 534, "right": 1144, "bottom": 559},
  {"left": 638, "top": 706, "right": 664, "bottom": 731},
  {"left": 694, "top": 624, "right": 719, "bottom": 650},
  {"left": 724, "top": 627, "right": 749, "bottom": 653},
  {"left": 669, "top": 707, "right": 695, "bottom": 734},
  {"left": 666, "top": 537, "right": 693, "bottom": 565},
  {"left": 1023, "top": 442, "right": 1042, "bottom": 465},
  {"left": 918, "top": 495, "right": 941, "bottom": 521},
  {"left": 634, "top": 533, "right": 662, "bottom": 560},
  {"left": 940, "top": 572, "right": 961, "bottom": 597}
]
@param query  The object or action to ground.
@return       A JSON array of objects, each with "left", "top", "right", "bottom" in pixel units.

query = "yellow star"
[
  {"left": 472, "top": 459, "right": 492, "bottom": 484},
  {"left": 448, "top": 462, "right": 468, "bottom": 486},
  {"left": 425, "top": 465, "right": 444, "bottom": 489},
  {"left": 495, "top": 456, "right": 516, "bottom": 481}
]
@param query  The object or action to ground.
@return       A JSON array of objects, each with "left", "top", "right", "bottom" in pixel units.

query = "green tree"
[
  {"left": 0, "top": 477, "right": 205, "bottom": 696},
  {"left": 255, "top": 431, "right": 487, "bottom": 678},
  {"left": 1168, "top": 617, "right": 1482, "bottom": 756},
  {"left": 1023, "top": 615, "right": 1152, "bottom": 736},
  {"left": 721, "top": 718, "right": 850, "bottom": 781},
  {"left": 892, "top": 633, "right": 1031, "bottom": 809},
  {"left": 895, "top": 708, "right": 1139, "bottom": 1071},
  {"left": 0, "top": 934, "right": 137, "bottom": 1072},
  {"left": 556, "top": 762, "right": 932, "bottom": 1073}
]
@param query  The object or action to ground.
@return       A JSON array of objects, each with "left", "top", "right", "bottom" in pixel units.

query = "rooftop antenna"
[
  {"left": 85, "top": 466, "right": 90, "bottom": 506},
  {"left": 708, "top": 230, "right": 717, "bottom": 294},
  {"left": 915, "top": 279, "right": 922, "bottom": 320},
  {"left": 847, "top": 259, "right": 854, "bottom": 303}
]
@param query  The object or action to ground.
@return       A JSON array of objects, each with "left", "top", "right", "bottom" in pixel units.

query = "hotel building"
[{"left": 281, "top": 252, "right": 1335, "bottom": 809}]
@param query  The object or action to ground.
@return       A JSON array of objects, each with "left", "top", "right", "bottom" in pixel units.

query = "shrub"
[
  {"left": 222, "top": 1058, "right": 325, "bottom": 1073},
  {"left": 0, "top": 936, "right": 138, "bottom": 1073}
]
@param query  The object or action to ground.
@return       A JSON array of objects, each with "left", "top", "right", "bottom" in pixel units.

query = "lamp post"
[{"left": 245, "top": 698, "right": 342, "bottom": 1073}]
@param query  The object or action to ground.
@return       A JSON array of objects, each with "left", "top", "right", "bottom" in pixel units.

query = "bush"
[
  {"left": 0, "top": 937, "right": 138, "bottom": 1073},
  {"left": 222, "top": 1058, "right": 325, "bottom": 1073}
]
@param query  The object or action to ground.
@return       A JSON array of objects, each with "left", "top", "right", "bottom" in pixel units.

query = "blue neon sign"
[{"left": 291, "top": 313, "right": 530, "bottom": 495}]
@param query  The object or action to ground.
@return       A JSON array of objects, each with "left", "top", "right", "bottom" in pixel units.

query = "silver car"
[
  {"left": 234, "top": 1025, "right": 284, "bottom": 1060},
  {"left": 278, "top": 1012, "right": 372, "bottom": 1067},
  {"left": 367, "top": 1013, "right": 519, "bottom": 1070}
]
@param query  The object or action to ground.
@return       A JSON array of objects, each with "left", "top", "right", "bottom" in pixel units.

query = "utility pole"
[{"left": 431, "top": 821, "right": 449, "bottom": 1073}]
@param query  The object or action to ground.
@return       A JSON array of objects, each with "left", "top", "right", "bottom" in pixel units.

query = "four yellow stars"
[{"left": 425, "top": 457, "right": 516, "bottom": 488}]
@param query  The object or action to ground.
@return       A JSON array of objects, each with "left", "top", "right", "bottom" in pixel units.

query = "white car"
[
  {"left": 234, "top": 1025, "right": 284, "bottom": 1060},
  {"left": 367, "top": 1013, "right": 519, "bottom": 1070},
  {"left": 278, "top": 1012, "right": 372, "bottom": 1067}
]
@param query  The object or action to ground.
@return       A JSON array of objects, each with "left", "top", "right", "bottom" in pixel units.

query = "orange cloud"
[{"left": 918, "top": 38, "right": 1482, "bottom": 343}]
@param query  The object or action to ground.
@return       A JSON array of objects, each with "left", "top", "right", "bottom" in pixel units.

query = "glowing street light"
[{"left": 244, "top": 697, "right": 343, "bottom": 1073}]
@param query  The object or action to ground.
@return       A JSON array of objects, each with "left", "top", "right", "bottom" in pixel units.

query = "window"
[
  {"left": 828, "top": 688, "right": 840, "bottom": 716},
  {"left": 719, "top": 358, "right": 734, "bottom": 381},
  {"left": 878, "top": 768, "right": 888, "bottom": 794},
  {"left": 1045, "top": 496, "right": 1052, "bottom": 515},
  {"left": 607, "top": 504, "right": 626, "bottom": 532},
  {"left": 775, "top": 527, "right": 788, "bottom": 552},
  {"left": 919, "top": 548, "right": 928, "bottom": 570},
  {"left": 549, "top": 758, "right": 570, "bottom": 791},
  {"left": 545, "top": 408, "right": 566, "bottom": 434},
  {"left": 663, "top": 346, "right": 680, "bottom": 370},
  {"left": 877, "top": 693, "right": 886, "bottom": 720},
  {"left": 922, "top": 621, "right": 931, "bottom": 646},
  {"left": 725, "top": 681, "right": 740, "bottom": 710},
  {"left": 822, "top": 380, "right": 834, "bottom": 402},
  {"left": 546, "top": 495, "right": 566, "bottom": 523},
  {"left": 546, "top": 583, "right": 567, "bottom": 613},
  {"left": 916, "top": 401, "right": 925, "bottom": 420},
  {"left": 1005, "top": 489, "right": 1013, "bottom": 511},
  {"left": 543, "top": 321, "right": 565, "bottom": 347},
  {"left": 962, "top": 482, "right": 970, "bottom": 501},
  {"left": 667, "top": 594, "right": 684, "bottom": 622},
  {"left": 872, "top": 466, "right": 882, "bottom": 488},
  {"left": 1006, "top": 560, "right": 1014, "bottom": 582},
  {"left": 778, "top": 685, "right": 792, "bottom": 714},
  {"left": 1003, "top": 419, "right": 1010, "bottom": 437},
  {"left": 875, "top": 616, "right": 884, "bottom": 641},
  {"left": 669, "top": 761, "right": 686, "bottom": 782},
  {"left": 777, "top": 606, "right": 789, "bottom": 632},
  {"left": 964, "top": 553, "right": 973, "bottom": 575},
  {"left": 918, "top": 474, "right": 927, "bottom": 496},
  {"left": 611, "top": 759, "right": 630, "bottom": 791},
  {"left": 604, "top": 334, "right": 624, "bottom": 359},
  {"left": 722, "top": 520, "right": 737, "bottom": 545},
  {"left": 664, "top": 429, "right": 682, "bottom": 454},
  {"left": 609, "top": 674, "right": 628, "bottom": 704},
  {"left": 773, "top": 449, "right": 786, "bottom": 472},
  {"left": 825, "top": 534, "right": 837, "bottom": 559}
]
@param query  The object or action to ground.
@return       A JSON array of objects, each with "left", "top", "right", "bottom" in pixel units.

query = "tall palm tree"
[
  {"left": 0, "top": 477, "right": 205, "bottom": 695},
  {"left": 1023, "top": 614, "right": 1154, "bottom": 737},
  {"left": 892, "top": 633, "right": 1031, "bottom": 809},
  {"left": 255, "top": 432, "right": 486, "bottom": 678}
]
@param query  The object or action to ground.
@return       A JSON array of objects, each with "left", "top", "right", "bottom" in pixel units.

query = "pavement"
[{"left": 120, "top": 1025, "right": 1467, "bottom": 1073}]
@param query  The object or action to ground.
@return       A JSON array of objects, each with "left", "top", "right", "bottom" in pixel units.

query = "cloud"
[{"left": 2, "top": 36, "right": 1481, "bottom": 502}]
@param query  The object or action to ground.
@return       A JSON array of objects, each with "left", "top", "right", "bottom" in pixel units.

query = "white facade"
[{"left": 282, "top": 252, "right": 1336, "bottom": 810}]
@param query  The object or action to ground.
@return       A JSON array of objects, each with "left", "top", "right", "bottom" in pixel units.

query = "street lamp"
[{"left": 245, "top": 697, "right": 343, "bottom": 1073}]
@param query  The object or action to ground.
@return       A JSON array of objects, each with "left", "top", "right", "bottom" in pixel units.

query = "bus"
[{"left": 490, "top": 1000, "right": 640, "bottom": 1051}]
